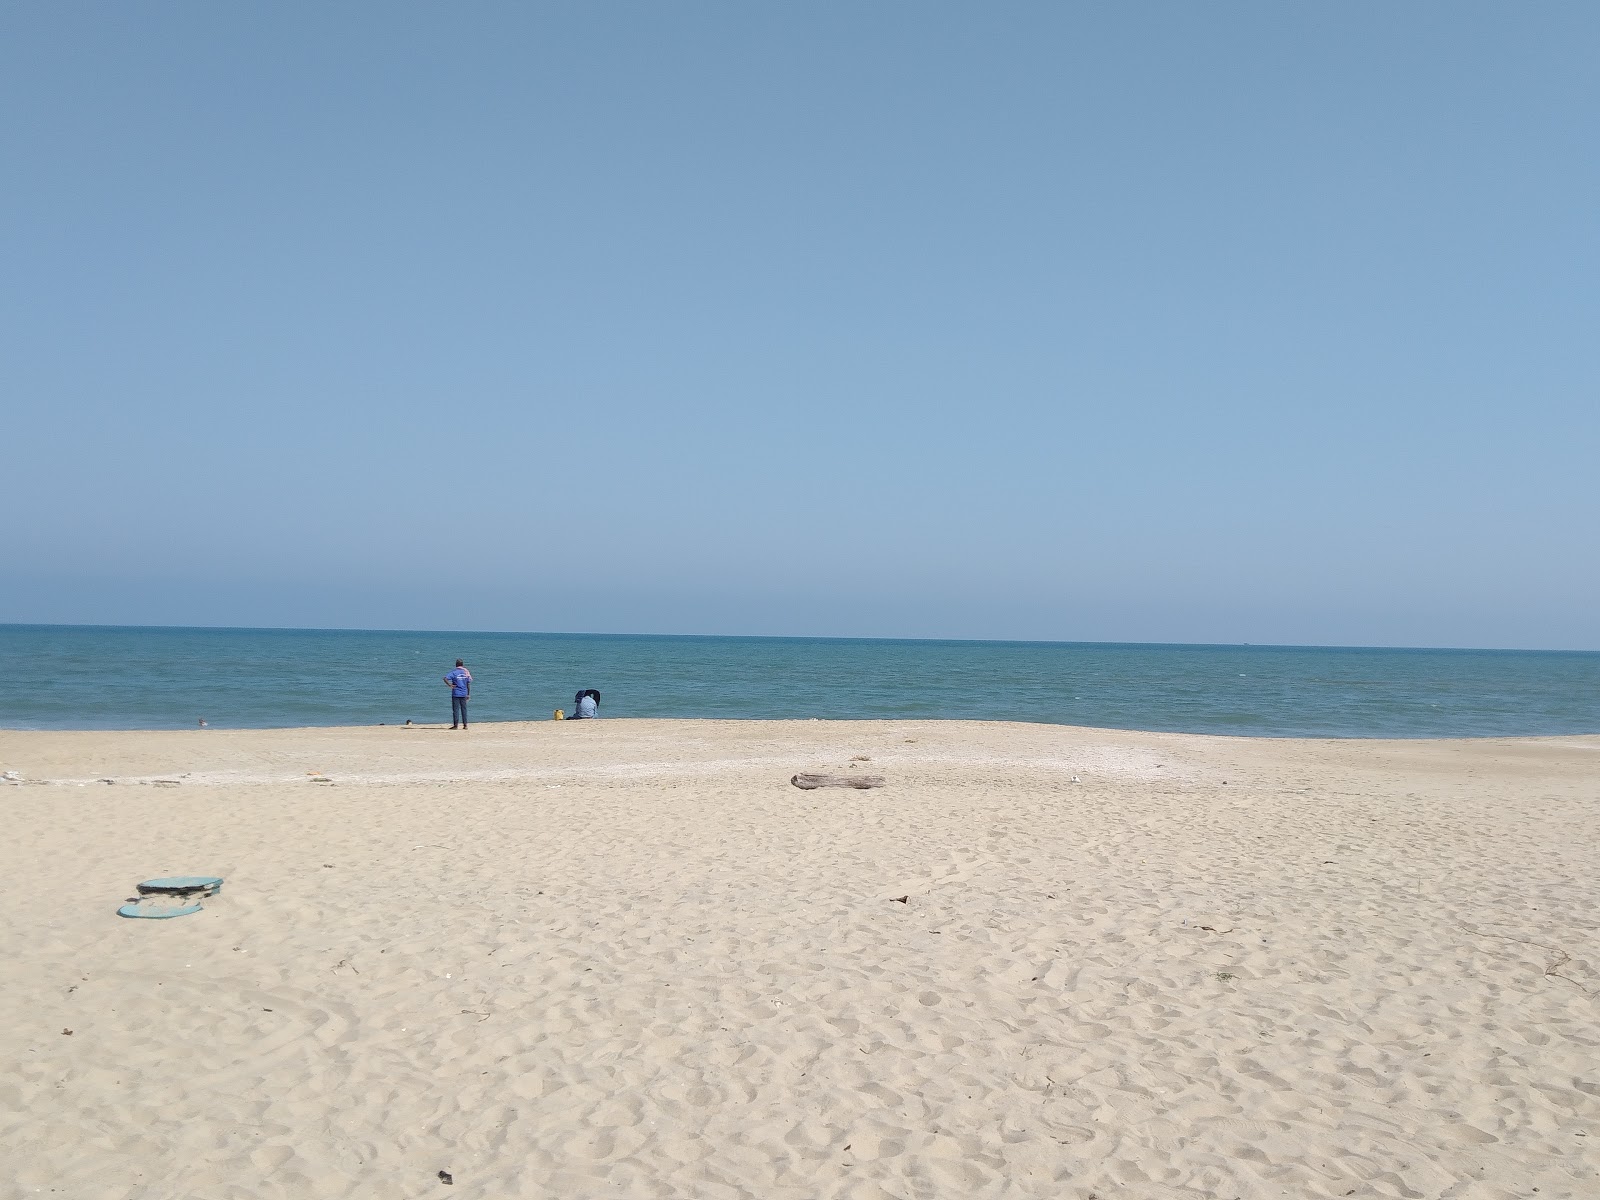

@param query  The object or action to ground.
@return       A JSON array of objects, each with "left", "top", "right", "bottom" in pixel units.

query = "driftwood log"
[{"left": 791, "top": 772, "right": 886, "bottom": 790}]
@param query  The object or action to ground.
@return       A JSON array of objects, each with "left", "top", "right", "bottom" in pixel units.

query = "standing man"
[{"left": 444, "top": 659, "right": 472, "bottom": 729}]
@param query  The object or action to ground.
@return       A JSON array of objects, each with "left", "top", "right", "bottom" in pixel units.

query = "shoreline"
[
  {"left": 4, "top": 719, "right": 1597, "bottom": 1196},
  {"left": 5, "top": 713, "right": 1600, "bottom": 742}
]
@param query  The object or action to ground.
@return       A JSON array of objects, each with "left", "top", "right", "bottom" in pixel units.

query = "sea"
[{"left": 2, "top": 624, "right": 1597, "bottom": 739}]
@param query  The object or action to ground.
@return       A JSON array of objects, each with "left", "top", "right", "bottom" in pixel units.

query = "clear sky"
[{"left": 2, "top": 5, "right": 1595, "bottom": 649}]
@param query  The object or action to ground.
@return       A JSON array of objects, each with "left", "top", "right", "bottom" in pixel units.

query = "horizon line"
[{"left": 2, "top": 620, "right": 1595, "bottom": 656}]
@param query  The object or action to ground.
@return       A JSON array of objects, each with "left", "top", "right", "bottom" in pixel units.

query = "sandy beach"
[{"left": 2, "top": 719, "right": 1597, "bottom": 1200}]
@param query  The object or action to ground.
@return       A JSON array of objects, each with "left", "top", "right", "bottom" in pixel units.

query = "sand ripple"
[{"left": 2, "top": 720, "right": 1597, "bottom": 1198}]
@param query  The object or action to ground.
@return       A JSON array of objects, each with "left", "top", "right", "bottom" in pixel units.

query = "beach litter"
[
  {"left": 791, "top": 772, "right": 886, "bottom": 790},
  {"left": 117, "top": 876, "right": 224, "bottom": 920}
]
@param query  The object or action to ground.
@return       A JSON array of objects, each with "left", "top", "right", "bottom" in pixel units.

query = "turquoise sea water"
[{"left": 2, "top": 624, "right": 1597, "bottom": 738}]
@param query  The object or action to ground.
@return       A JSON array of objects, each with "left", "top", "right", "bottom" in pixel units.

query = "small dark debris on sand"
[{"left": 791, "top": 773, "right": 885, "bottom": 790}]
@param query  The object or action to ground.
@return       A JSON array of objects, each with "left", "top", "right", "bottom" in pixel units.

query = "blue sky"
[{"left": 3, "top": 5, "right": 1595, "bottom": 649}]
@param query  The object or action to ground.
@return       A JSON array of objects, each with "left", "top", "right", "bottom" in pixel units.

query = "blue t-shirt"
[{"left": 445, "top": 667, "right": 471, "bottom": 697}]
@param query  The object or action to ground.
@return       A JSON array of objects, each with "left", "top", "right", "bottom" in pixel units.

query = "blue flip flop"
[
  {"left": 118, "top": 875, "right": 224, "bottom": 918},
  {"left": 137, "top": 876, "right": 224, "bottom": 897},
  {"left": 118, "top": 901, "right": 204, "bottom": 919}
]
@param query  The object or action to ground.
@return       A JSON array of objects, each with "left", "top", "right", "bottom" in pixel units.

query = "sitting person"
[{"left": 571, "top": 688, "right": 600, "bottom": 719}]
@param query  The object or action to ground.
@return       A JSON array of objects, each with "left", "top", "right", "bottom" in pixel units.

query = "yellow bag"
[{"left": 554, "top": 708, "right": 565, "bottom": 720}]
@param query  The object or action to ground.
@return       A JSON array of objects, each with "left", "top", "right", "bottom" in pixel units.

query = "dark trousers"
[{"left": 452, "top": 695, "right": 469, "bottom": 727}]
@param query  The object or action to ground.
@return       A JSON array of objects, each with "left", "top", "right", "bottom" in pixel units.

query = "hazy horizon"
[{"left": 5, "top": 619, "right": 1597, "bottom": 656}]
